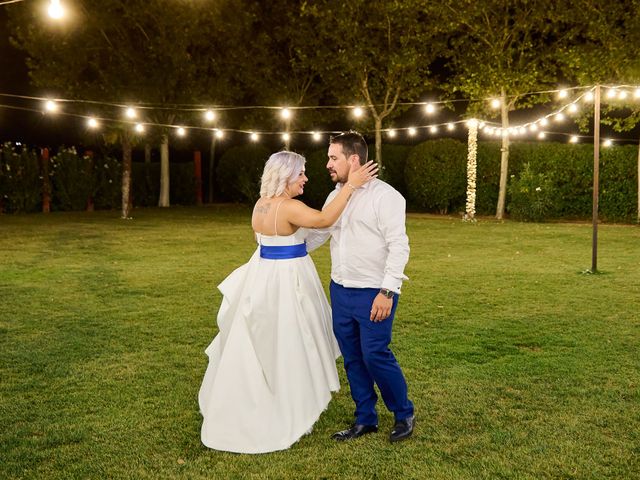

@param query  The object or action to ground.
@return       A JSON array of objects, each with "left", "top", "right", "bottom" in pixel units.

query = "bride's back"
[{"left": 251, "top": 197, "right": 298, "bottom": 236}]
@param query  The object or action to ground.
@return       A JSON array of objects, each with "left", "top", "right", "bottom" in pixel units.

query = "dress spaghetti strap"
[{"left": 273, "top": 198, "right": 287, "bottom": 236}]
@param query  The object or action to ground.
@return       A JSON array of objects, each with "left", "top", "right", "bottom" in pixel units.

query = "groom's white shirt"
[{"left": 306, "top": 178, "right": 409, "bottom": 294}]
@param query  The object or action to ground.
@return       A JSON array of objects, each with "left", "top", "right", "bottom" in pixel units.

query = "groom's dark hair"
[{"left": 330, "top": 131, "right": 368, "bottom": 165}]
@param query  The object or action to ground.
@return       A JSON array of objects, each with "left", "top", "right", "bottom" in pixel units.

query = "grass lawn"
[{"left": 1, "top": 206, "right": 639, "bottom": 479}]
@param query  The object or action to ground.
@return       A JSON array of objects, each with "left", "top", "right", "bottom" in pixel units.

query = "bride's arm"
[{"left": 284, "top": 161, "right": 377, "bottom": 229}]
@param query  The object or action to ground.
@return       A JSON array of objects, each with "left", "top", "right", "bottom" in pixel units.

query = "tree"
[
  {"left": 9, "top": 0, "right": 240, "bottom": 215},
  {"left": 561, "top": 0, "right": 640, "bottom": 221},
  {"left": 299, "top": 0, "right": 443, "bottom": 172},
  {"left": 439, "top": 0, "right": 581, "bottom": 219}
]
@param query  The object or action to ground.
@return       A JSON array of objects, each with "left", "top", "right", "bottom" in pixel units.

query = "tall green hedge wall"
[{"left": 1, "top": 140, "right": 637, "bottom": 222}]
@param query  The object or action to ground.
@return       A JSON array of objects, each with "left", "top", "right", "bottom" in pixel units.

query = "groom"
[{"left": 307, "top": 131, "right": 414, "bottom": 443}]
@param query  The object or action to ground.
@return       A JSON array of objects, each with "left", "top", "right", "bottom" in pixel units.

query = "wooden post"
[
  {"left": 194, "top": 150, "right": 203, "bottom": 206},
  {"left": 41, "top": 147, "right": 51, "bottom": 213},
  {"left": 592, "top": 85, "right": 601, "bottom": 273}
]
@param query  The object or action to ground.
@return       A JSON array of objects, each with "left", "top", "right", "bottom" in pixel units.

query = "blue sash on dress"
[{"left": 260, "top": 242, "right": 307, "bottom": 260}]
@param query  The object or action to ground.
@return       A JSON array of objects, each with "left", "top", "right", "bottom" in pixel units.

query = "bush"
[
  {"left": 170, "top": 162, "right": 197, "bottom": 205},
  {"left": 50, "top": 147, "right": 95, "bottom": 211},
  {"left": 93, "top": 153, "right": 121, "bottom": 210},
  {"left": 0, "top": 143, "right": 41, "bottom": 213},
  {"left": 132, "top": 162, "right": 160, "bottom": 207},
  {"left": 508, "top": 163, "right": 554, "bottom": 222},
  {"left": 216, "top": 144, "right": 271, "bottom": 202},
  {"left": 405, "top": 138, "right": 467, "bottom": 213},
  {"left": 380, "top": 144, "right": 412, "bottom": 197},
  {"left": 600, "top": 145, "right": 637, "bottom": 222}
]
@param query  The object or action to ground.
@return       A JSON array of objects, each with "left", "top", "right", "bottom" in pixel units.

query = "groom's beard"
[{"left": 328, "top": 169, "right": 347, "bottom": 184}]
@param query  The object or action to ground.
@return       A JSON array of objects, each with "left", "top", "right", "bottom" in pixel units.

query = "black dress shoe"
[
  {"left": 389, "top": 415, "right": 415, "bottom": 442},
  {"left": 331, "top": 424, "right": 378, "bottom": 441}
]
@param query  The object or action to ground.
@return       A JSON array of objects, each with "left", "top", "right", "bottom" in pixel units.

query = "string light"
[
  {"left": 584, "top": 91, "right": 594, "bottom": 102},
  {"left": 204, "top": 110, "right": 216, "bottom": 122},
  {"left": 353, "top": 107, "right": 364, "bottom": 118},
  {"left": 387, "top": 129, "right": 397, "bottom": 138},
  {"left": 87, "top": 117, "right": 99, "bottom": 129},
  {"left": 603, "top": 139, "right": 612, "bottom": 147},
  {"left": 569, "top": 135, "right": 579, "bottom": 143},
  {"left": 429, "top": 125, "right": 438, "bottom": 134},
  {"left": 424, "top": 103, "right": 435, "bottom": 114},
  {"left": 540, "top": 118, "right": 549, "bottom": 126},
  {"left": 125, "top": 107, "right": 137, "bottom": 119},
  {"left": 47, "top": 0, "right": 65, "bottom": 19},
  {"left": 250, "top": 132, "right": 259, "bottom": 142},
  {"left": 214, "top": 129, "right": 224, "bottom": 139},
  {"left": 568, "top": 103, "right": 579, "bottom": 113},
  {"left": 554, "top": 113, "right": 565, "bottom": 122},
  {"left": 311, "top": 131, "right": 321, "bottom": 141},
  {"left": 538, "top": 132, "right": 546, "bottom": 139},
  {"left": 282, "top": 133, "right": 290, "bottom": 142},
  {"left": 176, "top": 127, "right": 186, "bottom": 137},
  {"left": 558, "top": 89, "right": 568, "bottom": 99},
  {"left": 280, "top": 108, "right": 291, "bottom": 120},
  {"left": 408, "top": 127, "right": 417, "bottom": 136},
  {"left": 606, "top": 89, "right": 617, "bottom": 99},
  {"left": 447, "top": 123, "right": 455, "bottom": 131},
  {"left": 44, "top": 100, "right": 58, "bottom": 113},
  {"left": 490, "top": 98, "right": 501, "bottom": 109},
  {"left": 635, "top": 88, "right": 640, "bottom": 99},
  {"left": 618, "top": 90, "right": 628, "bottom": 100},
  {"left": 134, "top": 123, "right": 145, "bottom": 133}
]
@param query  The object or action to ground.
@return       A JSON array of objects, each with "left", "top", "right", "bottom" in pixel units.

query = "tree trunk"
[
  {"left": 496, "top": 90, "right": 510, "bottom": 220},
  {"left": 41, "top": 147, "right": 51, "bottom": 213},
  {"left": 374, "top": 116, "right": 383, "bottom": 172},
  {"left": 159, "top": 134, "right": 170, "bottom": 207},
  {"left": 121, "top": 135, "right": 133, "bottom": 219},
  {"left": 194, "top": 150, "right": 203, "bottom": 206},
  {"left": 208, "top": 134, "right": 216, "bottom": 204}
]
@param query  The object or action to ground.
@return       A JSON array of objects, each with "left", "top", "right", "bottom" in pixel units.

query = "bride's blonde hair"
[{"left": 260, "top": 151, "right": 306, "bottom": 198}]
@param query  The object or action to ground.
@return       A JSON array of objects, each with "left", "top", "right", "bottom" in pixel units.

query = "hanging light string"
[{"left": 0, "top": 84, "right": 639, "bottom": 143}]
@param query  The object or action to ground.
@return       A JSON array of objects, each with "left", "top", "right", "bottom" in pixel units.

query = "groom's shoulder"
[{"left": 372, "top": 178, "right": 404, "bottom": 200}]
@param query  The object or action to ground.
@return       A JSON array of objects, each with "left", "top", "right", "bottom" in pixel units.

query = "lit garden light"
[
  {"left": 387, "top": 129, "right": 397, "bottom": 138},
  {"left": 204, "top": 110, "right": 216, "bottom": 122},
  {"left": 87, "top": 117, "right": 99, "bottom": 129},
  {"left": 125, "top": 107, "right": 137, "bottom": 119},
  {"left": 48, "top": 0, "right": 65, "bottom": 20},
  {"left": 603, "top": 139, "right": 613, "bottom": 147},
  {"left": 570, "top": 135, "right": 579, "bottom": 143},
  {"left": 353, "top": 107, "right": 364, "bottom": 118},
  {"left": 250, "top": 132, "right": 259, "bottom": 142},
  {"left": 424, "top": 103, "right": 435, "bottom": 114},
  {"left": 135, "top": 123, "right": 145, "bottom": 133},
  {"left": 176, "top": 127, "right": 186, "bottom": 137},
  {"left": 408, "top": 127, "right": 417, "bottom": 137},
  {"left": 44, "top": 100, "right": 58, "bottom": 113},
  {"left": 280, "top": 108, "right": 291, "bottom": 120}
]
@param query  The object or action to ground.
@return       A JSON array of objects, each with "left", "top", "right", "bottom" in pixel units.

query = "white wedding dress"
[{"left": 198, "top": 229, "right": 340, "bottom": 454}]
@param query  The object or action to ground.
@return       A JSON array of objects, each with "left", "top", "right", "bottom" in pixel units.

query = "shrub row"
[{"left": 1, "top": 140, "right": 637, "bottom": 222}]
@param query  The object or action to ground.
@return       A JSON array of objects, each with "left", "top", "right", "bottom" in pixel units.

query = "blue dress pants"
[{"left": 330, "top": 281, "right": 414, "bottom": 426}]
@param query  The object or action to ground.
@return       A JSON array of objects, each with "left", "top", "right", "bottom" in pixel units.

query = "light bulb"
[
  {"left": 204, "top": 110, "right": 216, "bottom": 122},
  {"left": 176, "top": 127, "right": 186, "bottom": 137},
  {"left": 570, "top": 135, "right": 578, "bottom": 143},
  {"left": 353, "top": 107, "right": 364, "bottom": 118},
  {"left": 48, "top": 0, "right": 65, "bottom": 19},
  {"left": 312, "top": 132, "right": 321, "bottom": 141},
  {"left": 45, "top": 100, "right": 58, "bottom": 112},
  {"left": 125, "top": 107, "right": 137, "bottom": 119},
  {"left": 250, "top": 132, "right": 259, "bottom": 142},
  {"left": 424, "top": 103, "right": 435, "bottom": 114},
  {"left": 538, "top": 132, "right": 546, "bottom": 139},
  {"left": 281, "top": 108, "right": 291, "bottom": 120},
  {"left": 135, "top": 124, "right": 145, "bottom": 133},
  {"left": 408, "top": 127, "right": 417, "bottom": 136},
  {"left": 215, "top": 129, "right": 224, "bottom": 139},
  {"left": 388, "top": 129, "right": 397, "bottom": 138},
  {"left": 87, "top": 117, "right": 99, "bottom": 129},
  {"left": 429, "top": 126, "right": 438, "bottom": 134},
  {"left": 490, "top": 98, "right": 501, "bottom": 109}
]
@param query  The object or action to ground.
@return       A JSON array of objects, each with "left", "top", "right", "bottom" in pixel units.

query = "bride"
[{"left": 198, "top": 151, "right": 377, "bottom": 454}]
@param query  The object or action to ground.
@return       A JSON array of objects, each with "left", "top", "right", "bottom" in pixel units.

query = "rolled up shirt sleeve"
[{"left": 377, "top": 191, "right": 410, "bottom": 293}]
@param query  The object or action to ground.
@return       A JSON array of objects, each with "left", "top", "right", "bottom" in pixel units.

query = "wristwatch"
[{"left": 379, "top": 288, "right": 395, "bottom": 299}]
